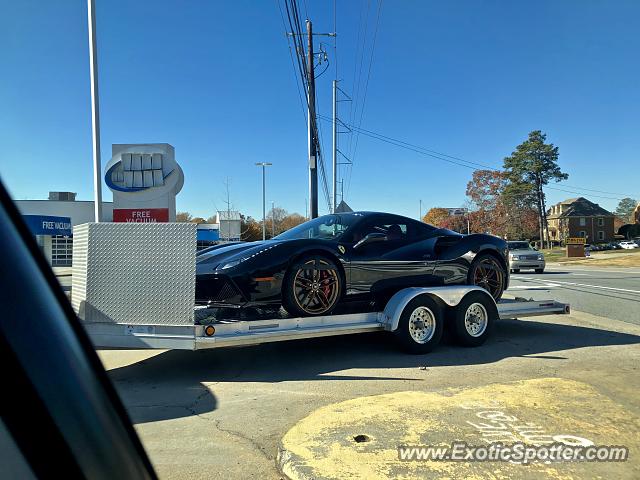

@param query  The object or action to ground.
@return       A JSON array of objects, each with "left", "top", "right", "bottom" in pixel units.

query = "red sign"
[{"left": 113, "top": 208, "right": 169, "bottom": 223}]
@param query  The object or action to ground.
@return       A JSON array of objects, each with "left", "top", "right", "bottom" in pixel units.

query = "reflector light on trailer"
[{"left": 204, "top": 325, "right": 215, "bottom": 336}]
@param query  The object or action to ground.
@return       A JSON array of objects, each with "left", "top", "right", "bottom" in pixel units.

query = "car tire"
[
  {"left": 394, "top": 294, "right": 444, "bottom": 354},
  {"left": 468, "top": 253, "right": 507, "bottom": 301},
  {"left": 452, "top": 291, "right": 497, "bottom": 347},
  {"left": 282, "top": 255, "right": 342, "bottom": 317},
  {"left": 535, "top": 268, "right": 544, "bottom": 274}
]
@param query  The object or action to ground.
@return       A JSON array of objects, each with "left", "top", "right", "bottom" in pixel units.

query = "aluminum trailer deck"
[{"left": 84, "top": 286, "right": 569, "bottom": 352}]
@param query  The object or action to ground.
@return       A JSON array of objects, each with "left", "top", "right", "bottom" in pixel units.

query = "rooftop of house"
[{"left": 548, "top": 197, "right": 614, "bottom": 218}]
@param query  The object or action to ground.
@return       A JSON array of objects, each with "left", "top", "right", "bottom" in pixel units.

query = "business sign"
[
  {"left": 446, "top": 208, "right": 468, "bottom": 216},
  {"left": 113, "top": 208, "right": 169, "bottom": 223},
  {"left": 23, "top": 215, "right": 72, "bottom": 236},
  {"left": 104, "top": 144, "right": 184, "bottom": 222},
  {"left": 197, "top": 227, "right": 220, "bottom": 242},
  {"left": 566, "top": 237, "right": 587, "bottom": 245}
]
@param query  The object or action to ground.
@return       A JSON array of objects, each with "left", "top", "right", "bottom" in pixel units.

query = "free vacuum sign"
[
  {"left": 23, "top": 215, "right": 72, "bottom": 236},
  {"left": 113, "top": 208, "right": 169, "bottom": 223}
]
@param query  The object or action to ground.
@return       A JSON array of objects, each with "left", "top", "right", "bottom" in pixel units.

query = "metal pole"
[
  {"left": 87, "top": 0, "right": 103, "bottom": 222},
  {"left": 271, "top": 201, "right": 275, "bottom": 238},
  {"left": 262, "top": 165, "right": 266, "bottom": 240},
  {"left": 332, "top": 79, "right": 337, "bottom": 213},
  {"left": 419, "top": 199, "right": 422, "bottom": 220},
  {"left": 255, "top": 162, "right": 272, "bottom": 241},
  {"left": 307, "top": 20, "right": 318, "bottom": 219}
]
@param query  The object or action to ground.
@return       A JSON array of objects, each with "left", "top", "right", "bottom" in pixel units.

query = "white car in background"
[
  {"left": 507, "top": 241, "right": 546, "bottom": 273},
  {"left": 619, "top": 241, "right": 639, "bottom": 249}
]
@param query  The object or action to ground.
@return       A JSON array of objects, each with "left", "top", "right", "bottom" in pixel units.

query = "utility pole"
[
  {"left": 87, "top": 0, "right": 102, "bottom": 222},
  {"left": 307, "top": 20, "right": 318, "bottom": 219},
  {"left": 255, "top": 162, "right": 272, "bottom": 240},
  {"left": 332, "top": 79, "right": 337, "bottom": 213},
  {"left": 271, "top": 200, "right": 275, "bottom": 238}
]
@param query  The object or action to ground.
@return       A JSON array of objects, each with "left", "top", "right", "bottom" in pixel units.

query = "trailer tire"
[
  {"left": 452, "top": 291, "right": 497, "bottom": 347},
  {"left": 395, "top": 294, "right": 444, "bottom": 354}
]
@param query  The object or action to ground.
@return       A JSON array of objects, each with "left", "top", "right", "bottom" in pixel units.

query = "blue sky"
[{"left": 1, "top": 0, "right": 639, "bottom": 220}]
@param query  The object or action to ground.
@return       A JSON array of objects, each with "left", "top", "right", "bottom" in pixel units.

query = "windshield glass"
[
  {"left": 274, "top": 214, "right": 359, "bottom": 241},
  {"left": 508, "top": 241, "right": 532, "bottom": 250}
]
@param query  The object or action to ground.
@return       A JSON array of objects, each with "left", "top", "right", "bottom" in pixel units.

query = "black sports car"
[{"left": 195, "top": 212, "right": 509, "bottom": 316}]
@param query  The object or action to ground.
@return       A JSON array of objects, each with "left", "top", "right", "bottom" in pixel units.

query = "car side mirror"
[{"left": 354, "top": 232, "right": 386, "bottom": 249}]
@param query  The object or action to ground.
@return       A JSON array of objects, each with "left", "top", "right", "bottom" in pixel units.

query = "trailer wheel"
[
  {"left": 395, "top": 294, "right": 443, "bottom": 354},
  {"left": 452, "top": 291, "right": 497, "bottom": 347}
]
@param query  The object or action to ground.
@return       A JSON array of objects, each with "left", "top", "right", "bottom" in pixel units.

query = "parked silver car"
[{"left": 507, "top": 241, "right": 545, "bottom": 273}]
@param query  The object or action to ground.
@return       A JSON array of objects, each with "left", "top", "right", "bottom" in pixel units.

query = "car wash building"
[
  {"left": 16, "top": 192, "right": 115, "bottom": 266},
  {"left": 13, "top": 143, "right": 234, "bottom": 266}
]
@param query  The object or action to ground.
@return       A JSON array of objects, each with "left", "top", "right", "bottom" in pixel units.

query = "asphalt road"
[
  {"left": 507, "top": 265, "right": 640, "bottom": 325},
  {"left": 100, "top": 310, "right": 640, "bottom": 479}
]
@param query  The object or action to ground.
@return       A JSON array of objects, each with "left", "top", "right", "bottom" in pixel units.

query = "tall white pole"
[
  {"left": 332, "top": 79, "right": 337, "bottom": 213},
  {"left": 87, "top": 0, "right": 103, "bottom": 222}
]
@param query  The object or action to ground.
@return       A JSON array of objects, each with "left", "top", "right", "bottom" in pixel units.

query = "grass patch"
[{"left": 542, "top": 248, "right": 640, "bottom": 266}]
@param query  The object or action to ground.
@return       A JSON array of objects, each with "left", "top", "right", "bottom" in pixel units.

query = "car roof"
[{"left": 338, "top": 211, "right": 408, "bottom": 218}]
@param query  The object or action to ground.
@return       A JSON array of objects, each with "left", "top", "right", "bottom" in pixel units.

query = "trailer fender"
[{"left": 382, "top": 286, "right": 496, "bottom": 332}]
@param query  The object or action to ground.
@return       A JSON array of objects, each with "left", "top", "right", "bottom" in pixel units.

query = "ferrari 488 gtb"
[{"left": 196, "top": 212, "right": 509, "bottom": 316}]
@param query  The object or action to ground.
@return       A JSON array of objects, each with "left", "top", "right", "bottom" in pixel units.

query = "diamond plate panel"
[{"left": 72, "top": 222, "right": 196, "bottom": 325}]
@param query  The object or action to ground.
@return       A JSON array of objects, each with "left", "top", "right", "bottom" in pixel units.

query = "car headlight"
[
  {"left": 537, "top": 254, "right": 544, "bottom": 260},
  {"left": 219, "top": 258, "right": 244, "bottom": 270}
]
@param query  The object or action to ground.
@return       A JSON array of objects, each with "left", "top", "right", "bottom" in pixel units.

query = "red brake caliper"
[{"left": 321, "top": 270, "right": 330, "bottom": 299}]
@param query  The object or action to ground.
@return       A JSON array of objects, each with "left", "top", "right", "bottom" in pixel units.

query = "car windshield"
[
  {"left": 273, "top": 214, "right": 359, "bottom": 241},
  {"left": 508, "top": 242, "right": 532, "bottom": 250}
]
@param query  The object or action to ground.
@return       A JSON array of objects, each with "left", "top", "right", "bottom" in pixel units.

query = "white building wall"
[{"left": 15, "top": 200, "right": 114, "bottom": 225}]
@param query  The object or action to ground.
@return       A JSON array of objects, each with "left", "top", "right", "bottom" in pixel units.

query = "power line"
[
  {"left": 349, "top": 0, "right": 383, "bottom": 168},
  {"left": 275, "top": 0, "right": 307, "bottom": 124},
  {"left": 318, "top": 116, "right": 637, "bottom": 201},
  {"left": 346, "top": 0, "right": 372, "bottom": 161},
  {"left": 344, "top": 0, "right": 384, "bottom": 200},
  {"left": 282, "top": 0, "right": 332, "bottom": 212}
]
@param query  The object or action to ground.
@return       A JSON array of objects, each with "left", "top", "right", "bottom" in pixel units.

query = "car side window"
[
  {"left": 359, "top": 217, "right": 410, "bottom": 242},
  {"left": 344, "top": 216, "right": 433, "bottom": 244}
]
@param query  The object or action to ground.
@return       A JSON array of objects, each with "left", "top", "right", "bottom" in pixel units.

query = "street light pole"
[{"left": 255, "top": 162, "right": 272, "bottom": 240}]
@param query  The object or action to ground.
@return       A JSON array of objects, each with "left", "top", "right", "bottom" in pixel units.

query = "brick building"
[{"left": 547, "top": 197, "right": 616, "bottom": 244}]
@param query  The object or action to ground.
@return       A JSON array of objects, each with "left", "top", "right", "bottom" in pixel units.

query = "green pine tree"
[{"left": 503, "top": 131, "right": 568, "bottom": 248}]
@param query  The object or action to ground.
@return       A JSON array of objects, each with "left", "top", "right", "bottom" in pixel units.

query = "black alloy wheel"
[
  {"left": 283, "top": 256, "right": 342, "bottom": 316},
  {"left": 469, "top": 254, "right": 506, "bottom": 301}
]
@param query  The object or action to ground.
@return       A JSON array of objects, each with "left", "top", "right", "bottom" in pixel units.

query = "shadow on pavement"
[{"left": 107, "top": 319, "right": 640, "bottom": 424}]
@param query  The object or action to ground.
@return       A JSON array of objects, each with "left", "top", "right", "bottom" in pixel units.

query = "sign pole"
[{"left": 87, "top": 0, "right": 103, "bottom": 222}]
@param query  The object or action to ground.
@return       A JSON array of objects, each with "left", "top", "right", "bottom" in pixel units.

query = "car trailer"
[
  {"left": 72, "top": 223, "right": 570, "bottom": 354},
  {"left": 83, "top": 286, "right": 569, "bottom": 354}
]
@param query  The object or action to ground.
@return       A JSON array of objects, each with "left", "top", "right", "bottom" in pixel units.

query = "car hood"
[
  {"left": 509, "top": 249, "right": 541, "bottom": 255},
  {"left": 196, "top": 240, "right": 282, "bottom": 271}
]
